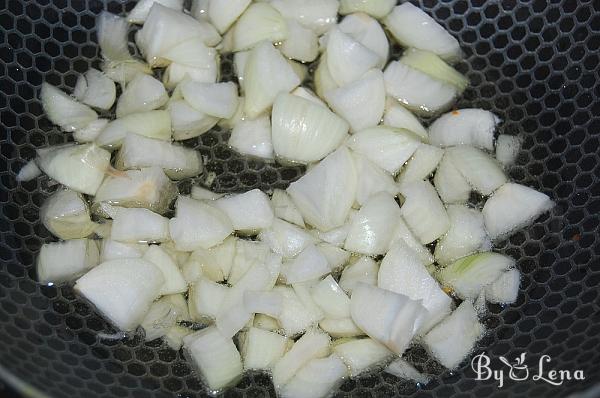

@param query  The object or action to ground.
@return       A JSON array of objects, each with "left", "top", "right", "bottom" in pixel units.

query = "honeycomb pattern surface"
[{"left": 0, "top": 0, "right": 599, "bottom": 397}]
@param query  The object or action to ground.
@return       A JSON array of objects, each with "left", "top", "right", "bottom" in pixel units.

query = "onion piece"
[
  {"left": 352, "top": 153, "right": 398, "bottom": 207},
  {"left": 338, "top": 256, "right": 378, "bottom": 294},
  {"left": 164, "top": 325, "right": 192, "bottom": 351},
  {"left": 326, "top": 28, "right": 381, "bottom": 87},
  {"left": 116, "top": 133, "right": 203, "bottom": 179},
  {"left": 436, "top": 252, "right": 515, "bottom": 300},
  {"left": 142, "top": 246, "right": 187, "bottom": 295},
  {"left": 241, "top": 327, "right": 289, "bottom": 370},
  {"left": 272, "top": 328, "right": 331, "bottom": 388},
  {"left": 422, "top": 301, "right": 484, "bottom": 369},
  {"left": 314, "top": 54, "right": 339, "bottom": 100},
  {"left": 383, "top": 98, "right": 428, "bottom": 141},
  {"left": 41, "top": 188, "right": 97, "bottom": 239},
  {"left": 485, "top": 268, "right": 520, "bottom": 304},
  {"left": 169, "top": 196, "right": 233, "bottom": 251},
  {"left": 128, "top": 0, "right": 184, "bottom": 24},
  {"left": 259, "top": 218, "right": 316, "bottom": 258},
  {"left": 254, "top": 314, "right": 282, "bottom": 331},
  {"left": 100, "top": 240, "right": 147, "bottom": 262},
  {"left": 378, "top": 241, "right": 453, "bottom": 334},
  {"left": 190, "top": 0, "right": 209, "bottom": 21},
  {"left": 446, "top": 146, "right": 507, "bottom": 196},
  {"left": 388, "top": 217, "right": 435, "bottom": 265},
  {"left": 272, "top": 93, "right": 349, "bottom": 164},
  {"left": 270, "top": 0, "right": 339, "bottom": 35},
  {"left": 385, "top": 358, "right": 431, "bottom": 385},
  {"left": 111, "top": 207, "right": 170, "bottom": 243},
  {"left": 232, "top": 3, "right": 288, "bottom": 52},
  {"left": 280, "top": 19, "right": 319, "bottom": 62},
  {"left": 207, "top": 0, "right": 251, "bottom": 33},
  {"left": 397, "top": 144, "right": 444, "bottom": 186},
  {"left": 311, "top": 275, "right": 351, "bottom": 319},
  {"left": 168, "top": 100, "right": 219, "bottom": 141},
  {"left": 312, "top": 210, "right": 355, "bottom": 247},
  {"left": 73, "top": 119, "right": 109, "bottom": 143},
  {"left": 280, "top": 354, "right": 347, "bottom": 398},
  {"left": 181, "top": 81, "right": 239, "bottom": 119},
  {"left": 40, "top": 83, "right": 98, "bottom": 132},
  {"left": 495, "top": 134, "right": 522, "bottom": 167},
  {"left": 37, "top": 239, "right": 99, "bottom": 284},
  {"left": 281, "top": 244, "right": 330, "bottom": 284},
  {"left": 97, "top": 12, "right": 132, "bottom": 61},
  {"left": 344, "top": 192, "right": 402, "bottom": 255},
  {"left": 434, "top": 205, "right": 490, "bottom": 266},
  {"left": 399, "top": 180, "right": 450, "bottom": 244},
  {"left": 184, "top": 236, "right": 236, "bottom": 283},
  {"left": 291, "top": 87, "right": 326, "bottom": 107},
  {"left": 73, "top": 68, "right": 116, "bottom": 110},
  {"left": 214, "top": 189, "right": 274, "bottom": 233},
  {"left": 271, "top": 189, "right": 305, "bottom": 227},
  {"left": 183, "top": 327, "right": 243, "bottom": 391},
  {"left": 274, "top": 286, "right": 322, "bottom": 336},
  {"left": 347, "top": 126, "right": 421, "bottom": 175},
  {"left": 333, "top": 338, "right": 392, "bottom": 377},
  {"left": 16, "top": 159, "right": 42, "bottom": 182},
  {"left": 161, "top": 35, "right": 218, "bottom": 70},
  {"left": 433, "top": 152, "right": 471, "bottom": 204},
  {"left": 244, "top": 291, "right": 283, "bottom": 318},
  {"left": 229, "top": 115, "right": 274, "bottom": 160},
  {"left": 243, "top": 42, "right": 301, "bottom": 118},
  {"left": 324, "top": 69, "right": 385, "bottom": 132},
  {"left": 482, "top": 183, "right": 554, "bottom": 240},
  {"left": 319, "top": 318, "right": 363, "bottom": 338},
  {"left": 37, "top": 143, "right": 110, "bottom": 195},
  {"left": 191, "top": 186, "right": 224, "bottom": 201},
  {"left": 317, "top": 243, "right": 351, "bottom": 271},
  {"left": 141, "top": 293, "right": 188, "bottom": 342},
  {"left": 339, "top": 0, "right": 396, "bottom": 19},
  {"left": 400, "top": 48, "right": 468, "bottom": 92},
  {"left": 101, "top": 60, "right": 152, "bottom": 85},
  {"left": 115, "top": 74, "right": 168, "bottom": 118},
  {"left": 384, "top": 61, "right": 458, "bottom": 116},
  {"left": 163, "top": 62, "right": 219, "bottom": 90},
  {"left": 75, "top": 258, "right": 164, "bottom": 331},
  {"left": 96, "top": 110, "right": 172, "bottom": 149},
  {"left": 188, "top": 278, "right": 229, "bottom": 321},
  {"left": 287, "top": 147, "right": 357, "bottom": 231},
  {"left": 339, "top": 13, "right": 389, "bottom": 67},
  {"left": 229, "top": 240, "right": 271, "bottom": 285},
  {"left": 384, "top": 3, "right": 462, "bottom": 62},
  {"left": 429, "top": 109, "right": 500, "bottom": 151}
]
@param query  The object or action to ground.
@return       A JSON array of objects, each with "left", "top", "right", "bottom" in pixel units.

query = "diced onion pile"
[{"left": 19, "top": 1, "right": 555, "bottom": 396}]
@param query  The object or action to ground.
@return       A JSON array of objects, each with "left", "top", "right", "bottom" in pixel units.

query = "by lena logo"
[{"left": 471, "top": 352, "right": 585, "bottom": 388}]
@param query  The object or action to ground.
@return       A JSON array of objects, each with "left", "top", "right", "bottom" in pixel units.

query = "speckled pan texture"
[{"left": 0, "top": 0, "right": 599, "bottom": 397}]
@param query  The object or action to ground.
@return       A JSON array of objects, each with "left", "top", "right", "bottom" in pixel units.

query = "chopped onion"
[
  {"left": 313, "top": 212, "right": 354, "bottom": 247},
  {"left": 485, "top": 268, "right": 520, "bottom": 304},
  {"left": 73, "top": 119, "right": 109, "bottom": 143},
  {"left": 272, "top": 328, "right": 331, "bottom": 388},
  {"left": 385, "top": 358, "right": 431, "bottom": 385},
  {"left": 338, "top": 256, "right": 378, "bottom": 294},
  {"left": 40, "top": 83, "right": 98, "bottom": 132},
  {"left": 229, "top": 240, "right": 271, "bottom": 285},
  {"left": 243, "top": 42, "right": 301, "bottom": 118},
  {"left": 384, "top": 61, "right": 458, "bottom": 115},
  {"left": 317, "top": 243, "right": 350, "bottom": 270},
  {"left": 254, "top": 314, "right": 281, "bottom": 332},
  {"left": 183, "top": 326, "right": 243, "bottom": 391},
  {"left": 383, "top": 98, "right": 429, "bottom": 141},
  {"left": 433, "top": 152, "right": 471, "bottom": 204},
  {"left": 162, "top": 36, "right": 218, "bottom": 70},
  {"left": 324, "top": 69, "right": 385, "bottom": 132},
  {"left": 281, "top": 244, "right": 330, "bottom": 284},
  {"left": 311, "top": 275, "right": 351, "bottom": 319},
  {"left": 319, "top": 318, "right": 363, "bottom": 338},
  {"left": 40, "top": 188, "right": 97, "bottom": 239},
  {"left": 37, "top": 143, "right": 110, "bottom": 195},
  {"left": 115, "top": 74, "right": 168, "bottom": 118},
  {"left": 111, "top": 207, "right": 170, "bottom": 243},
  {"left": 96, "top": 110, "right": 172, "bottom": 149},
  {"left": 314, "top": 54, "right": 339, "bottom": 99},
  {"left": 97, "top": 12, "right": 132, "bottom": 61},
  {"left": 280, "top": 19, "right": 319, "bottom": 62},
  {"left": 272, "top": 93, "right": 349, "bottom": 164},
  {"left": 289, "top": 56, "right": 312, "bottom": 84},
  {"left": 229, "top": 115, "right": 274, "bottom": 160},
  {"left": 244, "top": 290, "right": 283, "bottom": 318},
  {"left": 116, "top": 133, "right": 203, "bottom": 179},
  {"left": 190, "top": 0, "right": 209, "bottom": 21},
  {"left": 446, "top": 145, "right": 507, "bottom": 196},
  {"left": 73, "top": 68, "right": 116, "bottom": 110},
  {"left": 495, "top": 135, "right": 522, "bottom": 167},
  {"left": 280, "top": 354, "right": 347, "bottom": 398},
  {"left": 333, "top": 338, "right": 392, "bottom": 377},
  {"left": 388, "top": 217, "right": 435, "bottom": 265},
  {"left": 188, "top": 278, "right": 229, "bottom": 321},
  {"left": 168, "top": 99, "right": 219, "bottom": 141},
  {"left": 259, "top": 218, "right": 316, "bottom": 258},
  {"left": 429, "top": 109, "right": 500, "bottom": 151},
  {"left": 101, "top": 60, "right": 152, "bottom": 86},
  {"left": 378, "top": 241, "right": 453, "bottom": 334},
  {"left": 422, "top": 301, "right": 483, "bottom": 369},
  {"left": 399, "top": 180, "right": 450, "bottom": 244},
  {"left": 350, "top": 283, "right": 427, "bottom": 355},
  {"left": 141, "top": 293, "right": 187, "bottom": 342},
  {"left": 184, "top": 236, "right": 236, "bottom": 283},
  {"left": 384, "top": 3, "right": 462, "bottom": 62},
  {"left": 482, "top": 182, "right": 554, "bottom": 240},
  {"left": 339, "top": 0, "right": 396, "bottom": 19},
  {"left": 169, "top": 196, "right": 233, "bottom": 251},
  {"left": 100, "top": 239, "right": 147, "bottom": 262},
  {"left": 397, "top": 144, "right": 444, "bottom": 186},
  {"left": 352, "top": 153, "right": 398, "bottom": 207},
  {"left": 207, "top": 0, "right": 251, "bottom": 33},
  {"left": 16, "top": 159, "right": 42, "bottom": 182},
  {"left": 143, "top": 245, "right": 187, "bottom": 295},
  {"left": 75, "top": 258, "right": 164, "bottom": 331},
  {"left": 339, "top": 13, "right": 389, "bottom": 67},
  {"left": 347, "top": 126, "right": 421, "bottom": 175},
  {"left": 164, "top": 325, "right": 192, "bottom": 351},
  {"left": 326, "top": 28, "right": 381, "bottom": 87},
  {"left": 181, "top": 81, "right": 239, "bottom": 119},
  {"left": 274, "top": 286, "right": 322, "bottom": 336},
  {"left": 232, "top": 3, "right": 288, "bottom": 52},
  {"left": 344, "top": 192, "right": 401, "bottom": 255},
  {"left": 271, "top": 189, "right": 305, "bottom": 227},
  {"left": 37, "top": 239, "right": 99, "bottom": 284},
  {"left": 241, "top": 327, "right": 289, "bottom": 370},
  {"left": 287, "top": 147, "right": 357, "bottom": 231},
  {"left": 434, "top": 205, "right": 490, "bottom": 266},
  {"left": 291, "top": 87, "right": 326, "bottom": 107},
  {"left": 191, "top": 186, "right": 224, "bottom": 201},
  {"left": 163, "top": 62, "right": 219, "bottom": 90},
  {"left": 436, "top": 252, "right": 515, "bottom": 300},
  {"left": 214, "top": 189, "right": 274, "bottom": 233},
  {"left": 270, "top": 0, "right": 339, "bottom": 35},
  {"left": 128, "top": 0, "right": 184, "bottom": 24}
]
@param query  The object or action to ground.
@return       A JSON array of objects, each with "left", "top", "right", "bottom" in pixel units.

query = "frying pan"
[{"left": 0, "top": 0, "right": 598, "bottom": 397}]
